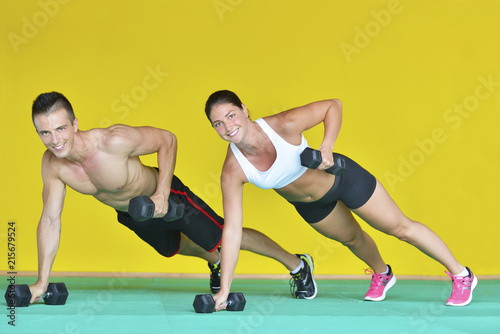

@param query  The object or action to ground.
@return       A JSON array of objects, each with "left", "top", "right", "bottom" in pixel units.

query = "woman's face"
[{"left": 209, "top": 103, "right": 249, "bottom": 143}]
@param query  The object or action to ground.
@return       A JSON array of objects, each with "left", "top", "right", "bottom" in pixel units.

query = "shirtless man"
[{"left": 29, "top": 92, "right": 316, "bottom": 304}]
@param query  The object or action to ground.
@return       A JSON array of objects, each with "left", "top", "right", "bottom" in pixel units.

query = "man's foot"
[
  {"left": 364, "top": 264, "right": 396, "bottom": 301},
  {"left": 208, "top": 261, "right": 221, "bottom": 294},
  {"left": 290, "top": 254, "right": 317, "bottom": 299},
  {"left": 445, "top": 267, "right": 478, "bottom": 306}
]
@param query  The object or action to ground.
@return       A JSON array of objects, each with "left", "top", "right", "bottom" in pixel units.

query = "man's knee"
[{"left": 240, "top": 227, "right": 257, "bottom": 251}]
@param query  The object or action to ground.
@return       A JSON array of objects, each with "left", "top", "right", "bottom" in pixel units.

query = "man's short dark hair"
[{"left": 32, "top": 92, "right": 75, "bottom": 125}]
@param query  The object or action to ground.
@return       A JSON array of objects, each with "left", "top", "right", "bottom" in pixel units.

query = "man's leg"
[
  {"left": 241, "top": 228, "right": 317, "bottom": 299},
  {"left": 177, "top": 233, "right": 219, "bottom": 265},
  {"left": 241, "top": 228, "right": 300, "bottom": 271},
  {"left": 169, "top": 175, "right": 315, "bottom": 297}
]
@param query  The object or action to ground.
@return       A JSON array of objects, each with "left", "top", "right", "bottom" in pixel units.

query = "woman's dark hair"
[
  {"left": 32, "top": 91, "right": 75, "bottom": 124},
  {"left": 204, "top": 90, "right": 244, "bottom": 121}
]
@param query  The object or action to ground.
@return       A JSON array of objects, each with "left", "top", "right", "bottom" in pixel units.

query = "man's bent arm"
[
  {"left": 150, "top": 128, "right": 177, "bottom": 214},
  {"left": 106, "top": 125, "right": 177, "bottom": 216}
]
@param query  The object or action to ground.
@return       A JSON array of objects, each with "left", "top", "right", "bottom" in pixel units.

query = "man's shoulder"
[
  {"left": 41, "top": 150, "right": 65, "bottom": 181},
  {"left": 41, "top": 149, "right": 58, "bottom": 165},
  {"left": 99, "top": 124, "right": 135, "bottom": 146},
  {"left": 74, "top": 125, "right": 128, "bottom": 153}
]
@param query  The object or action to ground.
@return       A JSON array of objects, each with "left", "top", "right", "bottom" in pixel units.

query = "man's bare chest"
[{"left": 59, "top": 156, "right": 130, "bottom": 196}]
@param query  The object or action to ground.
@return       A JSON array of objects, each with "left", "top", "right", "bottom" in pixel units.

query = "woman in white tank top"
[{"left": 205, "top": 90, "right": 476, "bottom": 311}]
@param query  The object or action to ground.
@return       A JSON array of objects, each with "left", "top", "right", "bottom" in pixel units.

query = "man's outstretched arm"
[{"left": 30, "top": 151, "right": 66, "bottom": 303}]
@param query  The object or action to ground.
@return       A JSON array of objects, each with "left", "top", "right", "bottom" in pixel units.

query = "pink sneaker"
[
  {"left": 445, "top": 267, "right": 478, "bottom": 306},
  {"left": 364, "top": 265, "right": 397, "bottom": 301}
]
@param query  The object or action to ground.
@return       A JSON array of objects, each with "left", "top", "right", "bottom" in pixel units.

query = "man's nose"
[{"left": 51, "top": 132, "right": 60, "bottom": 143}]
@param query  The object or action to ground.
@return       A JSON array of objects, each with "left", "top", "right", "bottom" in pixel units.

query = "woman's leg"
[
  {"left": 311, "top": 200, "right": 396, "bottom": 301},
  {"left": 353, "top": 179, "right": 478, "bottom": 306},
  {"left": 310, "top": 201, "right": 387, "bottom": 273},
  {"left": 353, "top": 179, "right": 464, "bottom": 275}
]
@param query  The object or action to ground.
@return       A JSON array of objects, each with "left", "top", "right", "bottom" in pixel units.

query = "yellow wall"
[{"left": 1, "top": 0, "right": 499, "bottom": 276}]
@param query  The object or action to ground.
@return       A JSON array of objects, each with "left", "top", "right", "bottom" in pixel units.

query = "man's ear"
[{"left": 73, "top": 118, "right": 79, "bottom": 132}]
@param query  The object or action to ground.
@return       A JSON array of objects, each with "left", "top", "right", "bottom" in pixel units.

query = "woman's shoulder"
[
  {"left": 221, "top": 145, "right": 248, "bottom": 183},
  {"left": 262, "top": 113, "right": 288, "bottom": 131},
  {"left": 262, "top": 112, "right": 302, "bottom": 142}
]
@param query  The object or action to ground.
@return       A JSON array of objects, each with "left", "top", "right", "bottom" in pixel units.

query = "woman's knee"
[
  {"left": 312, "top": 220, "right": 367, "bottom": 248},
  {"left": 388, "top": 219, "right": 418, "bottom": 242},
  {"left": 337, "top": 228, "right": 367, "bottom": 248}
]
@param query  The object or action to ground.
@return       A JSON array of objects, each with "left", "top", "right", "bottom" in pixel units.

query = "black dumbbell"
[
  {"left": 4, "top": 283, "right": 69, "bottom": 307},
  {"left": 128, "top": 195, "right": 185, "bottom": 222},
  {"left": 300, "top": 147, "right": 346, "bottom": 176},
  {"left": 193, "top": 292, "right": 246, "bottom": 313}
]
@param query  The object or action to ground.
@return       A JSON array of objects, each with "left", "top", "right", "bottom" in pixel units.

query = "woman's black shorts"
[{"left": 288, "top": 153, "right": 377, "bottom": 224}]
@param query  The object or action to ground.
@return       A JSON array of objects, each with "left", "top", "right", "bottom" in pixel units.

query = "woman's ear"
[{"left": 242, "top": 104, "right": 249, "bottom": 118}]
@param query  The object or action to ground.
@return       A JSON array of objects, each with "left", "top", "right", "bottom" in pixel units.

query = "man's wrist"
[{"left": 37, "top": 273, "right": 50, "bottom": 286}]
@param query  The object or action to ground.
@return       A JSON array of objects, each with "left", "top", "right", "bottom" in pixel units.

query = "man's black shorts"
[
  {"left": 116, "top": 174, "right": 224, "bottom": 257},
  {"left": 288, "top": 153, "right": 377, "bottom": 224}
]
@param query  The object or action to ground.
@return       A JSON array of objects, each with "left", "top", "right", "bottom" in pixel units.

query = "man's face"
[{"left": 34, "top": 108, "right": 78, "bottom": 158}]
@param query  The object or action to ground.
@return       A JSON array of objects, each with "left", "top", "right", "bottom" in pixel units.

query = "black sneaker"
[
  {"left": 208, "top": 261, "right": 221, "bottom": 294},
  {"left": 290, "top": 254, "right": 317, "bottom": 299}
]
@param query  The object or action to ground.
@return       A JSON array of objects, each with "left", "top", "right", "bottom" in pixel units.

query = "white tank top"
[{"left": 230, "top": 118, "right": 309, "bottom": 189}]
